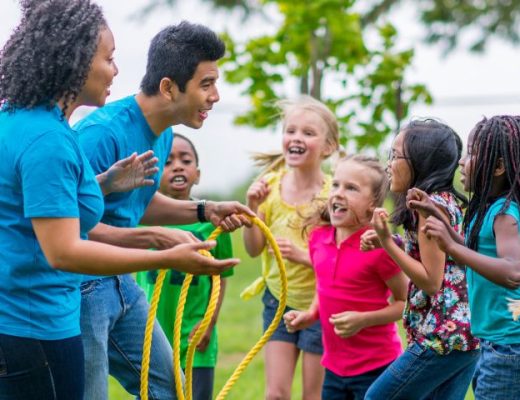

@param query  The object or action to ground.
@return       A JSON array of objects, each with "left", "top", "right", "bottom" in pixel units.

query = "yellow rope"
[
  {"left": 140, "top": 216, "right": 288, "bottom": 400},
  {"left": 140, "top": 268, "right": 168, "bottom": 399}
]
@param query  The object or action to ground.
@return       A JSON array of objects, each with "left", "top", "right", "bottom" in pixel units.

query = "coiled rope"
[{"left": 140, "top": 215, "right": 288, "bottom": 399}]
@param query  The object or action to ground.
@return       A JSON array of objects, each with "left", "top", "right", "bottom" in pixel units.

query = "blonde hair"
[
  {"left": 252, "top": 95, "right": 340, "bottom": 176},
  {"left": 301, "top": 154, "right": 389, "bottom": 238}
]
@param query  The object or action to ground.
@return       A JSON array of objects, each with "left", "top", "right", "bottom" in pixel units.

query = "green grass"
[{"left": 108, "top": 231, "right": 474, "bottom": 399}]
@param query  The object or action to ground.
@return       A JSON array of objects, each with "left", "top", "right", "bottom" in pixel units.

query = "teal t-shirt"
[
  {"left": 0, "top": 106, "right": 104, "bottom": 340},
  {"left": 466, "top": 198, "right": 520, "bottom": 343},
  {"left": 75, "top": 95, "right": 173, "bottom": 281},
  {"left": 136, "top": 222, "right": 233, "bottom": 368}
]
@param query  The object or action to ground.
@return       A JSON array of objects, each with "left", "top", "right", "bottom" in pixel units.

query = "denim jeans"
[
  {"left": 0, "top": 334, "right": 84, "bottom": 400},
  {"left": 80, "top": 275, "right": 179, "bottom": 400},
  {"left": 321, "top": 364, "right": 389, "bottom": 400},
  {"left": 472, "top": 339, "right": 520, "bottom": 400},
  {"left": 365, "top": 342, "right": 480, "bottom": 400}
]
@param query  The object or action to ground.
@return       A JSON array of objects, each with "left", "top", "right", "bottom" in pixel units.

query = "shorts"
[{"left": 262, "top": 288, "right": 323, "bottom": 354}]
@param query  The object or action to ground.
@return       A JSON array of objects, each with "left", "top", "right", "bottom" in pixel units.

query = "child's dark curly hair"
[{"left": 0, "top": 0, "right": 106, "bottom": 114}]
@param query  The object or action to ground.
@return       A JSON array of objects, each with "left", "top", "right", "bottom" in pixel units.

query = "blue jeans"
[
  {"left": 322, "top": 364, "right": 389, "bottom": 400},
  {"left": 0, "top": 334, "right": 84, "bottom": 400},
  {"left": 80, "top": 275, "right": 179, "bottom": 400},
  {"left": 472, "top": 339, "right": 520, "bottom": 400},
  {"left": 365, "top": 342, "right": 480, "bottom": 400}
]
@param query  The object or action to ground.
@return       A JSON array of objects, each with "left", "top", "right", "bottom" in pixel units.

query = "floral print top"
[{"left": 403, "top": 192, "right": 479, "bottom": 354}]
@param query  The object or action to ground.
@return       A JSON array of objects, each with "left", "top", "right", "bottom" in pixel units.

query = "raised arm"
[
  {"left": 424, "top": 214, "right": 520, "bottom": 289},
  {"left": 372, "top": 208, "right": 446, "bottom": 296},
  {"left": 243, "top": 178, "right": 270, "bottom": 257}
]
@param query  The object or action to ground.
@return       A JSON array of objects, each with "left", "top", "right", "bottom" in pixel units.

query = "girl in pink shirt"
[{"left": 284, "top": 155, "right": 408, "bottom": 400}]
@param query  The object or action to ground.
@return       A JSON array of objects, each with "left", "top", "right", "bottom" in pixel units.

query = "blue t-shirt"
[
  {"left": 0, "top": 106, "right": 104, "bottom": 340},
  {"left": 75, "top": 95, "right": 173, "bottom": 228},
  {"left": 466, "top": 198, "right": 520, "bottom": 344},
  {"left": 75, "top": 95, "right": 173, "bottom": 281}
]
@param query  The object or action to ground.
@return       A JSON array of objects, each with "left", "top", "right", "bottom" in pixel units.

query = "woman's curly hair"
[{"left": 0, "top": 0, "right": 106, "bottom": 114}]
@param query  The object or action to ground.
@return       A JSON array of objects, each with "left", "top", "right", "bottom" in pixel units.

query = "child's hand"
[
  {"left": 283, "top": 310, "right": 316, "bottom": 333},
  {"left": 422, "top": 216, "right": 454, "bottom": 253},
  {"left": 246, "top": 179, "right": 270, "bottom": 212},
  {"left": 268, "top": 238, "right": 308, "bottom": 265},
  {"left": 188, "top": 320, "right": 213, "bottom": 353},
  {"left": 407, "top": 188, "right": 444, "bottom": 221},
  {"left": 329, "top": 311, "right": 366, "bottom": 338},
  {"left": 360, "top": 229, "right": 381, "bottom": 251},
  {"left": 371, "top": 208, "right": 392, "bottom": 242}
]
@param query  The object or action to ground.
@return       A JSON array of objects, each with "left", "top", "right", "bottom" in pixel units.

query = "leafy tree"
[{"left": 221, "top": 0, "right": 431, "bottom": 150}]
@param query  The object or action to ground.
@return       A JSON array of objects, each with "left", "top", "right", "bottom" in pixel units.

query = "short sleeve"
[
  {"left": 19, "top": 131, "right": 81, "bottom": 218},
  {"left": 375, "top": 250, "right": 402, "bottom": 282},
  {"left": 77, "top": 124, "right": 120, "bottom": 175},
  {"left": 429, "top": 193, "right": 458, "bottom": 227}
]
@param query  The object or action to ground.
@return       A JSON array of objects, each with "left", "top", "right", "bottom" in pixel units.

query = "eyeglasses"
[{"left": 388, "top": 150, "right": 410, "bottom": 162}]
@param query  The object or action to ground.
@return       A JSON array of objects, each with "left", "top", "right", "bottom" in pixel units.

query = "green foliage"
[
  {"left": 418, "top": 0, "right": 520, "bottom": 52},
  {"left": 221, "top": 0, "right": 431, "bottom": 152}
]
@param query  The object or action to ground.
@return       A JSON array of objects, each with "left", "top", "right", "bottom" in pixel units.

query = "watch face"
[{"left": 197, "top": 200, "right": 207, "bottom": 222}]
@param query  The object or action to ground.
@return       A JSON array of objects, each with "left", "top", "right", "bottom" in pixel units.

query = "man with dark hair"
[{"left": 75, "top": 21, "right": 250, "bottom": 400}]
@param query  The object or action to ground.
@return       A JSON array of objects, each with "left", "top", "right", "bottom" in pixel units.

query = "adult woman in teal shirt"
[{"left": 0, "top": 1, "right": 240, "bottom": 398}]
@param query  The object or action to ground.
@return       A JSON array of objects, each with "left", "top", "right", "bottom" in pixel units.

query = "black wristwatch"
[{"left": 197, "top": 199, "right": 207, "bottom": 223}]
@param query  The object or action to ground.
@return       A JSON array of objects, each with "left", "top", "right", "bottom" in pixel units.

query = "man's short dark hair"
[{"left": 140, "top": 21, "right": 225, "bottom": 95}]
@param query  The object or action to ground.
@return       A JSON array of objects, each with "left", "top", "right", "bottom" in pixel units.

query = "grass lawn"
[{"left": 108, "top": 231, "right": 474, "bottom": 399}]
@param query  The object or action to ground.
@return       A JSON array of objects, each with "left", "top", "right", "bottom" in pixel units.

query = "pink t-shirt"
[{"left": 309, "top": 225, "right": 403, "bottom": 377}]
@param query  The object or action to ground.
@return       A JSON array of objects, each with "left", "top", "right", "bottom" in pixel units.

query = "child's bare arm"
[
  {"left": 372, "top": 208, "right": 446, "bottom": 296},
  {"left": 329, "top": 271, "right": 407, "bottom": 338},
  {"left": 425, "top": 214, "right": 520, "bottom": 289},
  {"left": 284, "top": 295, "right": 319, "bottom": 332}
]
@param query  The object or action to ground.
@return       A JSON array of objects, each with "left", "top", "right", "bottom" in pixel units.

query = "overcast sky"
[{"left": 2, "top": 0, "right": 520, "bottom": 197}]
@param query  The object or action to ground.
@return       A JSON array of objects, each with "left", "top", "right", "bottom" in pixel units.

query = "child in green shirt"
[{"left": 136, "top": 133, "right": 233, "bottom": 400}]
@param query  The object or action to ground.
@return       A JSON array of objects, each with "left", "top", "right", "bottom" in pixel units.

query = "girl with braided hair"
[
  {"left": 416, "top": 115, "right": 520, "bottom": 399},
  {"left": 0, "top": 1, "right": 238, "bottom": 398}
]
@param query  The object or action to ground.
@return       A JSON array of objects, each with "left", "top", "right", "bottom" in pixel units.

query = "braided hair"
[
  {"left": 464, "top": 115, "right": 520, "bottom": 250},
  {"left": 391, "top": 119, "right": 467, "bottom": 231},
  {"left": 0, "top": 0, "right": 106, "bottom": 115}
]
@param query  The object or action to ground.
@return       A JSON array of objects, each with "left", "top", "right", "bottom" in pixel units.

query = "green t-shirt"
[{"left": 136, "top": 222, "right": 233, "bottom": 368}]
